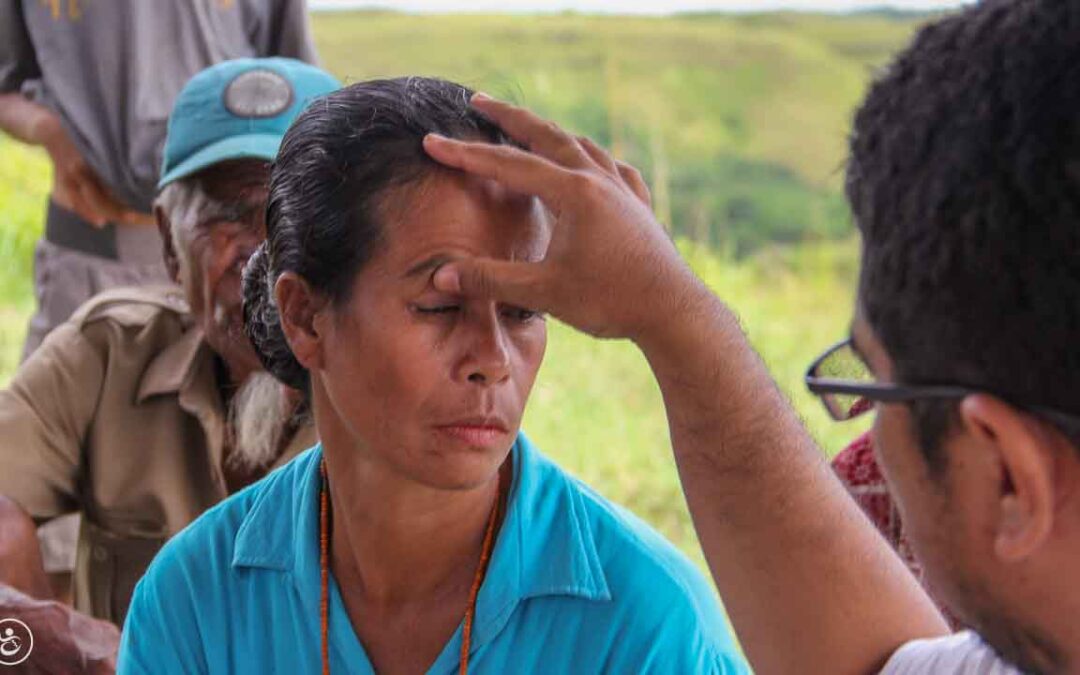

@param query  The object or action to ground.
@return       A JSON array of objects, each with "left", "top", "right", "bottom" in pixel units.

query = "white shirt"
[{"left": 882, "top": 632, "right": 1024, "bottom": 674}]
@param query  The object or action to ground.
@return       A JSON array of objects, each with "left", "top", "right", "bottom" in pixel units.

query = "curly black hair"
[{"left": 848, "top": 0, "right": 1080, "bottom": 469}]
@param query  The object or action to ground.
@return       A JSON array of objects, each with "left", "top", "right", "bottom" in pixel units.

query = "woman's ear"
[
  {"left": 274, "top": 272, "right": 329, "bottom": 372},
  {"left": 959, "top": 394, "right": 1056, "bottom": 563}
]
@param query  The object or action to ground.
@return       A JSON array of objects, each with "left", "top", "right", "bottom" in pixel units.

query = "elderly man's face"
[{"left": 160, "top": 160, "right": 270, "bottom": 382}]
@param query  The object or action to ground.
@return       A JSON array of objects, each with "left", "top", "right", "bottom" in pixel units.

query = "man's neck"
[{"left": 1019, "top": 557, "right": 1080, "bottom": 674}]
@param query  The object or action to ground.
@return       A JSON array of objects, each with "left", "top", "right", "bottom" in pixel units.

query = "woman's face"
[{"left": 313, "top": 171, "right": 550, "bottom": 490}]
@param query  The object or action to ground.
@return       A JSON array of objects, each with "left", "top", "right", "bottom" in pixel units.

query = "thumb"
[{"left": 434, "top": 258, "right": 549, "bottom": 310}]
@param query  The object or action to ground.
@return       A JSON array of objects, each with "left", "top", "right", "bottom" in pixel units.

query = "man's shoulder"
[
  {"left": 882, "top": 631, "right": 1022, "bottom": 674},
  {"left": 70, "top": 285, "right": 190, "bottom": 331},
  {"left": 29, "top": 285, "right": 195, "bottom": 377}
]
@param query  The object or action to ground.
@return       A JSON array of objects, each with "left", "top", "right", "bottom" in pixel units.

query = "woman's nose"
[{"left": 462, "top": 312, "right": 512, "bottom": 385}]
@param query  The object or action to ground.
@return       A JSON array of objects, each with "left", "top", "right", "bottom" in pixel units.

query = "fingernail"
[
  {"left": 471, "top": 92, "right": 493, "bottom": 104},
  {"left": 422, "top": 133, "right": 450, "bottom": 153},
  {"left": 433, "top": 264, "right": 461, "bottom": 293}
]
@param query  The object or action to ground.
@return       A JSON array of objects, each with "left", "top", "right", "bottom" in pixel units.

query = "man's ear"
[
  {"left": 154, "top": 205, "right": 181, "bottom": 284},
  {"left": 274, "top": 272, "right": 329, "bottom": 373},
  {"left": 959, "top": 394, "right": 1056, "bottom": 562}
]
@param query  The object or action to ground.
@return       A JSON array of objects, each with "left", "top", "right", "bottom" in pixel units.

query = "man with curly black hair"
[{"left": 828, "top": 0, "right": 1080, "bottom": 669}]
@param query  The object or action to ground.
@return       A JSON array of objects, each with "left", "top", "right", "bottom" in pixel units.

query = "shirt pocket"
[{"left": 77, "top": 518, "right": 166, "bottom": 626}]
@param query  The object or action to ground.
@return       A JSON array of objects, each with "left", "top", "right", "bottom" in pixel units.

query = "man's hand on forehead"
[{"left": 422, "top": 94, "right": 695, "bottom": 341}]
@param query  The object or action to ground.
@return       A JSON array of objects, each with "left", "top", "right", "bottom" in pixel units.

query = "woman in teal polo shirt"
[{"left": 118, "top": 77, "right": 747, "bottom": 675}]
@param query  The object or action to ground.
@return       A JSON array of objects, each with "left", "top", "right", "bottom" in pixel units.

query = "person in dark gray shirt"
[
  {"left": 0, "top": 0, "right": 319, "bottom": 358},
  {"left": 0, "top": 0, "right": 319, "bottom": 616}
]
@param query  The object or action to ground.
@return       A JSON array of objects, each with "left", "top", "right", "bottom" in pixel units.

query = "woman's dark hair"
[{"left": 242, "top": 77, "right": 512, "bottom": 392}]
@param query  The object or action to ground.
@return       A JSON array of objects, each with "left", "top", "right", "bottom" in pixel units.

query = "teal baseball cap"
[{"left": 158, "top": 57, "right": 340, "bottom": 188}]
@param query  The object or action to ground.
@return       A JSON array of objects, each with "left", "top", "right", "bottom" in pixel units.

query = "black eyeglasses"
[{"left": 805, "top": 339, "right": 1080, "bottom": 434}]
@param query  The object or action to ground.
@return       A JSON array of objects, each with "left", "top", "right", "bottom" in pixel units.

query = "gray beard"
[{"left": 226, "top": 371, "right": 290, "bottom": 472}]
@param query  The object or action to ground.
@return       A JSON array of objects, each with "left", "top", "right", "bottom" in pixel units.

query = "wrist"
[
  {"left": 632, "top": 280, "right": 755, "bottom": 399},
  {"left": 629, "top": 273, "right": 725, "bottom": 353},
  {"left": 28, "top": 110, "right": 62, "bottom": 152}
]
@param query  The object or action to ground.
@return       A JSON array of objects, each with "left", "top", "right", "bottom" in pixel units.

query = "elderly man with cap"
[
  {"left": 0, "top": 0, "right": 319, "bottom": 360},
  {"left": 0, "top": 57, "right": 339, "bottom": 670}
]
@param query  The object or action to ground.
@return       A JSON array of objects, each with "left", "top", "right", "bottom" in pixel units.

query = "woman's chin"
[{"left": 410, "top": 434, "right": 514, "bottom": 491}]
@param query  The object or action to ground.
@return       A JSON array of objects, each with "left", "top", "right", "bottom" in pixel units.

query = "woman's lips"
[{"left": 434, "top": 424, "right": 510, "bottom": 447}]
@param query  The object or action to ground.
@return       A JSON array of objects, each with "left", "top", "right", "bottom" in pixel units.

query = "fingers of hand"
[
  {"left": 423, "top": 134, "right": 568, "bottom": 208},
  {"left": 470, "top": 94, "right": 591, "bottom": 170},
  {"left": 448, "top": 94, "right": 648, "bottom": 211},
  {"left": 433, "top": 258, "right": 551, "bottom": 313},
  {"left": 576, "top": 135, "right": 619, "bottom": 176},
  {"left": 76, "top": 182, "right": 119, "bottom": 228},
  {"left": 68, "top": 166, "right": 125, "bottom": 227},
  {"left": 616, "top": 161, "right": 652, "bottom": 207},
  {"left": 57, "top": 171, "right": 106, "bottom": 227}
]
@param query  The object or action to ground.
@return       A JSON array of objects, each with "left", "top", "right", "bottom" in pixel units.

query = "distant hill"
[
  {"left": 311, "top": 11, "right": 929, "bottom": 252},
  {"left": 846, "top": 7, "right": 948, "bottom": 19}
]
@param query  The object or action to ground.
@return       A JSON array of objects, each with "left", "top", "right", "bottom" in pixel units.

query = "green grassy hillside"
[
  {"left": 311, "top": 11, "right": 918, "bottom": 252},
  {"left": 0, "top": 10, "right": 927, "bottom": 563}
]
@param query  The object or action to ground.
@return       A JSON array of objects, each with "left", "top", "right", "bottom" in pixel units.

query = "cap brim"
[{"left": 158, "top": 133, "right": 282, "bottom": 188}]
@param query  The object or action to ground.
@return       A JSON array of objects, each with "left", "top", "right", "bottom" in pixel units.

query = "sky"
[{"left": 309, "top": 0, "right": 971, "bottom": 14}]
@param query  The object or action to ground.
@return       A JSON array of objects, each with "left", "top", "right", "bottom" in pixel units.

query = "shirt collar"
[
  {"left": 231, "top": 433, "right": 611, "bottom": 647},
  {"left": 135, "top": 326, "right": 209, "bottom": 402},
  {"left": 471, "top": 433, "right": 611, "bottom": 648}
]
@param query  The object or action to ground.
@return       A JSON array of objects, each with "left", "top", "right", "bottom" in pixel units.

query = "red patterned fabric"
[
  {"left": 832, "top": 432, "right": 963, "bottom": 628},
  {"left": 831, "top": 432, "right": 924, "bottom": 584}
]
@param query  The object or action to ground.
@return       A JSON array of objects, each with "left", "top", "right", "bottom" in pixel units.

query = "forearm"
[
  {"left": 0, "top": 92, "right": 56, "bottom": 146},
  {"left": 0, "top": 494, "right": 51, "bottom": 600},
  {"left": 636, "top": 285, "right": 948, "bottom": 675}
]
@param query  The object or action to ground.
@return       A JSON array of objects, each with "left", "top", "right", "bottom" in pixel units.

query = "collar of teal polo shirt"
[{"left": 230, "top": 433, "right": 612, "bottom": 660}]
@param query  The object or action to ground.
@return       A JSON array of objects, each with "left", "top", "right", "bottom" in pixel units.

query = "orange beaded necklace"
[{"left": 318, "top": 460, "right": 503, "bottom": 675}]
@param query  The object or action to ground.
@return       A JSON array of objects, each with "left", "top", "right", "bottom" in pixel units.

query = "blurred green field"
[
  {"left": 312, "top": 11, "right": 920, "bottom": 252},
  {"left": 0, "top": 10, "right": 930, "bottom": 564}
]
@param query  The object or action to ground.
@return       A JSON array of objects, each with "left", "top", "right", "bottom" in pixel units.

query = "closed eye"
[
  {"left": 502, "top": 306, "right": 544, "bottom": 322},
  {"left": 415, "top": 305, "right": 461, "bottom": 315}
]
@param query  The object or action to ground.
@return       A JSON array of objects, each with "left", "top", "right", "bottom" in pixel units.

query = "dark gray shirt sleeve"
[
  {"left": 260, "top": 0, "right": 319, "bottom": 63},
  {"left": 0, "top": 0, "right": 42, "bottom": 93}
]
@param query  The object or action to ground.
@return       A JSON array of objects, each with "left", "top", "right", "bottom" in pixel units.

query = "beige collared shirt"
[{"left": 0, "top": 286, "right": 315, "bottom": 624}]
